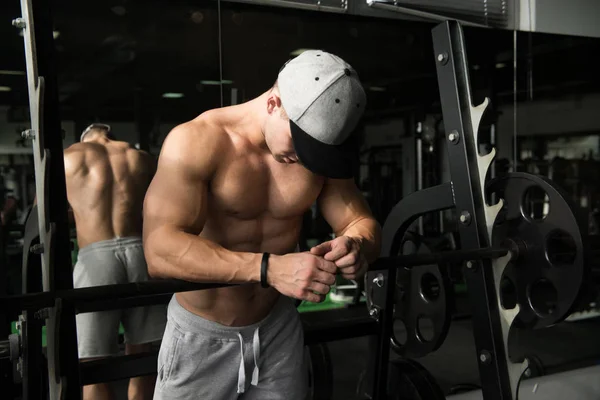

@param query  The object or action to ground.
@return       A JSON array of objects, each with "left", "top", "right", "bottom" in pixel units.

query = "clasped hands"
[
  {"left": 310, "top": 236, "right": 368, "bottom": 281},
  {"left": 269, "top": 236, "right": 369, "bottom": 303}
]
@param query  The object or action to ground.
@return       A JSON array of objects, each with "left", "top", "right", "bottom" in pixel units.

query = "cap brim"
[{"left": 290, "top": 121, "right": 357, "bottom": 179}]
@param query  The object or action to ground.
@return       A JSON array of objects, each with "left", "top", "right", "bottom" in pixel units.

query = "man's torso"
[
  {"left": 177, "top": 111, "right": 325, "bottom": 326},
  {"left": 65, "top": 141, "right": 152, "bottom": 248}
]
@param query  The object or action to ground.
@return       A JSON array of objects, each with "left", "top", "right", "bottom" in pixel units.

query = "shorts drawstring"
[
  {"left": 236, "top": 328, "right": 260, "bottom": 394},
  {"left": 251, "top": 328, "right": 260, "bottom": 385},
  {"left": 237, "top": 332, "right": 245, "bottom": 393}
]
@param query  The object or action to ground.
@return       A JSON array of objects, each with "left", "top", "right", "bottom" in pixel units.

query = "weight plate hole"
[
  {"left": 420, "top": 273, "right": 440, "bottom": 302},
  {"left": 500, "top": 274, "right": 517, "bottom": 310},
  {"left": 522, "top": 186, "right": 550, "bottom": 222},
  {"left": 393, "top": 318, "right": 408, "bottom": 346},
  {"left": 528, "top": 279, "right": 558, "bottom": 317},
  {"left": 495, "top": 205, "right": 508, "bottom": 226},
  {"left": 416, "top": 316, "right": 435, "bottom": 342},
  {"left": 545, "top": 229, "right": 577, "bottom": 266}
]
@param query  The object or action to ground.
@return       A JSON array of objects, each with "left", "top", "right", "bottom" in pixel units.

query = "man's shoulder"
[
  {"left": 165, "top": 112, "right": 232, "bottom": 156},
  {"left": 64, "top": 142, "right": 103, "bottom": 162}
]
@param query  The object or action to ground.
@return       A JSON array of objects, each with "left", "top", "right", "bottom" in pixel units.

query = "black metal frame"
[
  {"left": 432, "top": 21, "right": 512, "bottom": 398},
  {"left": 363, "top": 183, "right": 456, "bottom": 399},
  {"left": 78, "top": 308, "right": 378, "bottom": 385},
  {"left": 361, "top": 20, "right": 516, "bottom": 400},
  {"left": 10, "top": 3, "right": 512, "bottom": 399},
  {"left": 14, "top": 0, "right": 81, "bottom": 398}
]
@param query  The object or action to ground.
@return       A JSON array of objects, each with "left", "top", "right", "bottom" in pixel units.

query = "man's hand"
[
  {"left": 267, "top": 252, "right": 337, "bottom": 303},
  {"left": 310, "top": 236, "right": 369, "bottom": 281}
]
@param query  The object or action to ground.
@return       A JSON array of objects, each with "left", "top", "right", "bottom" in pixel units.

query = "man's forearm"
[
  {"left": 340, "top": 217, "right": 382, "bottom": 263},
  {"left": 145, "top": 227, "right": 261, "bottom": 283}
]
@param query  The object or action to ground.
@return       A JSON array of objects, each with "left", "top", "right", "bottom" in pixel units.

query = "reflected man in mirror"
[{"left": 64, "top": 123, "right": 165, "bottom": 400}]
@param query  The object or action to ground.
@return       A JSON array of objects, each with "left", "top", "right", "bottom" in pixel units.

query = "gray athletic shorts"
[
  {"left": 153, "top": 294, "right": 307, "bottom": 400},
  {"left": 73, "top": 236, "right": 167, "bottom": 359}
]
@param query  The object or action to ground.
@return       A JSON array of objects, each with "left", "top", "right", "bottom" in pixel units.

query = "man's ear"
[{"left": 267, "top": 88, "right": 283, "bottom": 115}]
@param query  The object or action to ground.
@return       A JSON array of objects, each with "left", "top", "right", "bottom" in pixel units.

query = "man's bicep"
[
  {"left": 143, "top": 126, "right": 216, "bottom": 236},
  {"left": 144, "top": 160, "right": 208, "bottom": 236},
  {"left": 317, "top": 178, "right": 373, "bottom": 235}
]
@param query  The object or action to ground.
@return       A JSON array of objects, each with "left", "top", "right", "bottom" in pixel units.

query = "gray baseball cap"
[
  {"left": 277, "top": 50, "right": 366, "bottom": 179},
  {"left": 80, "top": 123, "right": 112, "bottom": 142}
]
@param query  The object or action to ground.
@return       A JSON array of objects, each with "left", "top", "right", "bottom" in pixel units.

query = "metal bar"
[
  {"left": 222, "top": 0, "right": 348, "bottom": 14},
  {"left": 366, "top": 1, "right": 488, "bottom": 27},
  {"left": 80, "top": 353, "right": 158, "bottom": 385},
  {"left": 0, "top": 148, "right": 33, "bottom": 155},
  {"left": 0, "top": 280, "right": 233, "bottom": 314},
  {"left": 80, "top": 311, "right": 377, "bottom": 385},
  {"left": 75, "top": 293, "right": 173, "bottom": 314},
  {"left": 303, "top": 309, "right": 378, "bottom": 344},
  {"left": 432, "top": 20, "right": 512, "bottom": 399},
  {"left": 17, "top": 0, "right": 81, "bottom": 395},
  {"left": 416, "top": 135, "right": 424, "bottom": 235},
  {"left": 370, "top": 246, "right": 509, "bottom": 271}
]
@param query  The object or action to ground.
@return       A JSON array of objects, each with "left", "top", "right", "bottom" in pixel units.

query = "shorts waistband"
[
  {"left": 168, "top": 294, "right": 295, "bottom": 340},
  {"left": 78, "top": 236, "right": 143, "bottom": 256}
]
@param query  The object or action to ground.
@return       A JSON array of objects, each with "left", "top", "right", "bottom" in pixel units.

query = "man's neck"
[
  {"left": 86, "top": 135, "right": 110, "bottom": 145},
  {"left": 228, "top": 92, "right": 269, "bottom": 150}
]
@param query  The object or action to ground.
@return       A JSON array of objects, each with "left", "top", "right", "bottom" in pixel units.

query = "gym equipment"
[
  {"left": 446, "top": 364, "right": 600, "bottom": 400},
  {"left": 360, "top": 20, "right": 588, "bottom": 400},
  {"left": 356, "top": 359, "right": 445, "bottom": 400},
  {"left": 389, "top": 232, "right": 452, "bottom": 358},
  {"left": 387, "top": 359, "right": 446, "bottom": 400},
  {"left": 2, "top": 2, "right": 589, "bottom": 399},
  {"left": 488, "top": 173, "right": 587, "bottom": 329},
  {"left": 305, "top": 343, "right": 334, "bottom": 400}
]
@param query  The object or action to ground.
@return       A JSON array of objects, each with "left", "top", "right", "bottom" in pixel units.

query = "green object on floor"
[
  {"left": 297, "top": 292, "right": 348, "bottom": 313},
  {"left": 11, "top": 321, "right": 47, "bottom": 347},
  {"left": 454, "top": 283, "right": 468, "bottom": 294}
]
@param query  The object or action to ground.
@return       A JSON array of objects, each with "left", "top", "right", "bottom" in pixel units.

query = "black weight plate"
[
  {"left": 487, "top": 172, "right": 588, "bottom": 329},
  {"left": 391, "top": 232, "right": 451, "bottom": 358},
  {"left": 388, "top": 359, "right": 445, "bottom": 400}
]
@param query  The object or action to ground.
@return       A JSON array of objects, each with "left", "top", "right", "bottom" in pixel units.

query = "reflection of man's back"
[
  {"left": 66, "top": 128, "right": 165, "bottom": 400},
  {"left": 64, "top": 138, "right": 154, "bottom": 248}
]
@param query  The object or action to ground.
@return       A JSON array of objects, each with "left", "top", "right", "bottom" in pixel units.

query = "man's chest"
[{"left": 209, "top": 156, "right": 324, "bottom": 220}]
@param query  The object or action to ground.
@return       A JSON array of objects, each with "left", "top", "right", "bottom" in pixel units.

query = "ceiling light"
[
  {"left": 53, "top": 30, "right": 60, "bottom": 39},
  {"left": 0, "top": 70, "right": 25, "bottom": 76},
  {"left": 473, "top": 64, "right": 480, "bottom": 70},
  {"left": 369, "top": 86, "right": 386, "bottom": 92},
  {"left": 191, "top": 11, "right": 204, "bottom": 24},
  {"left": 290, "top": 48, "right": 313, "bottom": 57},
  {"left": 0, "top": 86, "right": 12, "bottom": 92},
  {"left": 495, "top": 62, "right": 506, "bottom": 69},
  {"left": 162, "top": 92, "right": 184, "bottom": 99},
  {"left": 199, "top": 80, "right": 233, "bottom": 86}
]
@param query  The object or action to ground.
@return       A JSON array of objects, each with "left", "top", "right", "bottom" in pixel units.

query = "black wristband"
[{"left": 260, "top": 252, "right": 270, "bottom": 288}]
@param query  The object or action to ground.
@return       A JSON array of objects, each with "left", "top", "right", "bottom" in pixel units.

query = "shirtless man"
[
  {"left": 143, "top": 50, "right": 382, "bottom": 399},
  {"left": 65, "top": 124, "right": 166, "bottom": 400}
]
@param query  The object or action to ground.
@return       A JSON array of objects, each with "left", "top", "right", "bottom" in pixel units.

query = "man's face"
[{"left": 265, "top": 94, "right": 298, "bottom": 164}]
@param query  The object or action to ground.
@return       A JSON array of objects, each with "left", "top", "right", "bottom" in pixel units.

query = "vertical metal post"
[
  {"left": 16, "top": 0, "right": 81, "bottom": 398},
  {"left": 416, "top": 125, "right": 424, "bottom": 235},
  {"left": 432, "top": 21, "right": 513, "bottom": 399}
]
